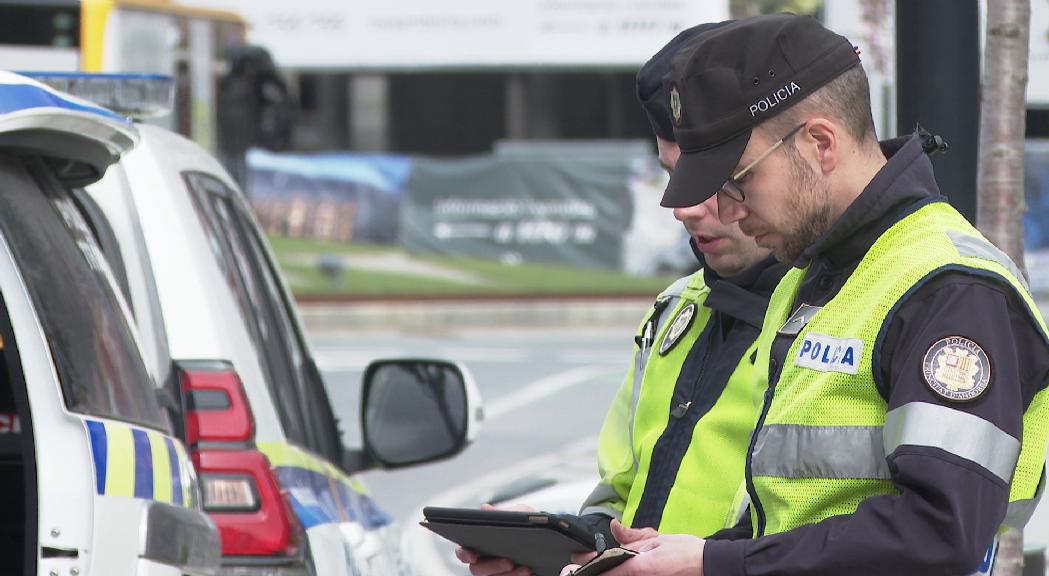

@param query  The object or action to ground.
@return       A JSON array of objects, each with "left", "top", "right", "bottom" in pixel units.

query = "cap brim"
[{"left": 660, "top": 130, "right": 751, "bottom": 208}]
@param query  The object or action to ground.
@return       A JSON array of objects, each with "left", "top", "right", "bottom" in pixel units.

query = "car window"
[
  {"left": 69, "top": 189, "right": 133, "bottom": 309},
  {"left": 183, "top": 172, "right": 309, "bottom": 446},
  {"left": 71, "top": 186, "right": 174, "bottom": 395},
  {"left": 232, "top": 206, "right": 344, "bottom": 462},
  {"left": 0, "top": 155, "right": 169, "bottom": 431},
  {"left": 184, "top": 172, "right": 343, "bottom": 460}
]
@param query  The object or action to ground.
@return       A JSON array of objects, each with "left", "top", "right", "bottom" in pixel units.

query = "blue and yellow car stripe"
[
  {"left": 258, "top": 441, "right": 392, "bottom": 530},
  {"left": 85, "top": 419, "right": 191, "bottom": 507}
]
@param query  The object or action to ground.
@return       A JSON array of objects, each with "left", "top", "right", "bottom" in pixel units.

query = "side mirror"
[{"left": 357, "top": 359, "right": 483, "bottom": 470}]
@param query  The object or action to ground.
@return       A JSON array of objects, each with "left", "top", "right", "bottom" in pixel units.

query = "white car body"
[
  {"left": 0, "top": 72, "right": 221, "bottom": 575},
  {"left": 86, "top": 121, "right": 482, "bottom": 575}
]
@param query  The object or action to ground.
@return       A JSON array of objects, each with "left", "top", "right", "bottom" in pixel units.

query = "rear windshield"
[{"left": 0, "top": 154, "right": 169, "bottom": 431}]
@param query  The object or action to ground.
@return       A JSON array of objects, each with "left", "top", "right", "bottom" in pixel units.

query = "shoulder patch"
[
  {"left": 659, "top": 303, "right": 696, "bottom": 356},
  {"left": 922, "top": 336, "right": 992, "bottom": 402}
]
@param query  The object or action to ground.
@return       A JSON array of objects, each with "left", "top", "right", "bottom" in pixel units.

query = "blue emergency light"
[{"left": 14, "top": 71, "right": 173, "bottom": 119}]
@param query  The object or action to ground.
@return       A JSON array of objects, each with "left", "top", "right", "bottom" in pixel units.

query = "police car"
[
  {"left": 26, "top": 73, "right": 484, "bottom": 576},
  {"left": 0, "top": 73, "right": 222, "bottom": 574}
]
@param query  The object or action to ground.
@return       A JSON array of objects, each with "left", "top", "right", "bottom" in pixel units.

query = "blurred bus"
[{"left": 0, "top": 0, "right": 246, "bottom": 152}]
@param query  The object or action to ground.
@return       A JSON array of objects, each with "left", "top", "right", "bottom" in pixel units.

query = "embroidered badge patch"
[
  {"left": 659, "top": 302, "right": 695, "bottom": 356},
  {"left": 794, "top": 333, "right": 863, "bottom": 375},
  {"left": 922, "top": 336, "right": 991, "bottom": 402},
  {"left": 670, "top": 85, "right": 683, "bottom": 126}
]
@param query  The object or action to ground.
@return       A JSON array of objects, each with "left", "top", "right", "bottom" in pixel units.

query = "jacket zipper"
[
  {"left": 746, "top": 357, "right": 783, "bottom": 538},
  {"left": 670, "top": 316, "right": 715, "bottom": 419}
]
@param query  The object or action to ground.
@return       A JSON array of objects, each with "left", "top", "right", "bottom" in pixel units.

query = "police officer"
[
  {"left": 569, "top": 13, "right": 1049, "bottom": 576},
  {"left": 577, "top": 21, "right": 784, "bottom": 539},
  {"left": 457, "top": 23, "right": 787, "bottom": 576}
]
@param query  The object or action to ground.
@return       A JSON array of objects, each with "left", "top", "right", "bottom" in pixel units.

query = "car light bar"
[{"left": 15, "top": 72, "right": 173, "bottom": 118}]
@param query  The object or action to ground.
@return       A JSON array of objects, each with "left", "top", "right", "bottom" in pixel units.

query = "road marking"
[
  {"left": 484, "top": 365, "right": 619, "bottom": 420},
  {"left": 313, "top": 347, "right": 533, "bottom": 372},
  {"left": 312, "top": 349, "right": 404, "bottom": 372},
  {"left": 557, "top": 350, "right": 630, "bottom": 365},
  {"left": 402, "top": 435, "right": 600, "bottom": 576}
]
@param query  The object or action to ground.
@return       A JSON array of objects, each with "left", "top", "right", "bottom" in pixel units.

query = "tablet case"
[{"left": 421, "top": 507, "right": 600, "bottom": 576}]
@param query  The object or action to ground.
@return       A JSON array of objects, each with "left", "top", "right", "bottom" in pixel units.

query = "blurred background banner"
[
  {"left": 403, "top": 144, "right": 634, "bottom": 271},
  {"left": 249, "top": 150, "right": 411, "bottom": 244},
  {"left": 249, "top": 143, "right": 688, "bottom": 274}
]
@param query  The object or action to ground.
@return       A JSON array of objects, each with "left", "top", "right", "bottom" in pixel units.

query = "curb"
[
  {"left": 298, "top": 296, "right": 1049, "bottom": 335},
  {"left": 298, "top": 297, "right": 653, "bottom": 334}
]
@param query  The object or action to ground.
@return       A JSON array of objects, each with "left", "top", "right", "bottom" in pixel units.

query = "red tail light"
[
  {"left": 179, "top": 362, "right": 303, "bottom": 557},
  {"left": 181, "top": 366, "right": 252, "bottom": 445}
]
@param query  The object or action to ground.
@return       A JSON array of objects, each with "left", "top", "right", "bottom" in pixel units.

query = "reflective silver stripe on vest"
[
  {"left": 751, "top": 424, "right": 890, "bottom": 479},
  {"left": 628, "top": 283, "right": 688, "bottom": 472},
  {"left": 1003, "top": 467, "right": 1046, "bottom": 529},
  {"left": 884, "top": 402, "right": 1020, "bottom": 484},
  {"left": 947, "top": 231, "right": 1030, "bottom": 292},
  {"left": 579, "top": 482, "right": 623, "bottom": 520}
]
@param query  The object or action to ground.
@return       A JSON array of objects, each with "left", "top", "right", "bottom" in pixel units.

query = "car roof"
[{"left": 0, "top": 71, "right": 138, "bottom": 185}]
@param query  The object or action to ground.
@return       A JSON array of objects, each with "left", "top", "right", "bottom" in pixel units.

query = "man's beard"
[{"left": 774, "top": 147, "right": 833, "bottom": 264}]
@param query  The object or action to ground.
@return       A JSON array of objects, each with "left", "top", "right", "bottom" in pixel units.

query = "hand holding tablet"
[{"left": 422, "top": 506, "right": 610, "bottom": 576}]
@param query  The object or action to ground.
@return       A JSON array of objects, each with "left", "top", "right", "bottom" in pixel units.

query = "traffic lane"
[
  {"left": 315, "top": 328, "right": 632, "bottom": 449},
  {"left": 314, "top": 328, "right": 632, "bottom": 520}
]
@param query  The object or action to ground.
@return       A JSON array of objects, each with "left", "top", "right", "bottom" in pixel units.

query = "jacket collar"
[{"left": 702, "top": 253, "right": 788, "bottom": 328}]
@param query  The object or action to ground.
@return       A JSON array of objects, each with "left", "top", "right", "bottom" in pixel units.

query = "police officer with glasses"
[{"left": 563, "top": 13, "right": 1049, "bottom": 576}]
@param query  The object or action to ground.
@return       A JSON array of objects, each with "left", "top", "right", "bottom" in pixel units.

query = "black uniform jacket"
[{"left": 703, "top": 134, "right": 1049, "bottom": 575}]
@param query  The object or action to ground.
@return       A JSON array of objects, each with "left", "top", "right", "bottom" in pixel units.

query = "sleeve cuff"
[{"left": 704, "top": 539, "right": 746, "bottom": 576}]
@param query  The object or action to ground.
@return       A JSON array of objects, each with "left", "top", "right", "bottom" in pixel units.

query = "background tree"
[
  {"left": 978, "top": 0, "right": 1031, "bottom": 279},
  {"left": 978, "top": 0, "right": 1031, "bottom": 574}
]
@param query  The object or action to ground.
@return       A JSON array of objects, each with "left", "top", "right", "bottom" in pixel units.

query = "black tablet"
[{"left": 421, "top": 507, "right": 605, "bottom": 576}]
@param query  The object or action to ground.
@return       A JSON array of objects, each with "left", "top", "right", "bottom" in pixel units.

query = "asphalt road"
[{"left": 313, "top": 326, "right": 633, "bottom": 575}]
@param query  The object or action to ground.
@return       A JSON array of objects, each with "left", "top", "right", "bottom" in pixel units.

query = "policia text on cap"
[{"left": 563, "top": 13, "right": 1049, "bottom": 576}]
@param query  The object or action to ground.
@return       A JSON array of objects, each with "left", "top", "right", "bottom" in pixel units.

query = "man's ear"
[{"left": 802, "top": 118, "right": 839, "bottom": 174}]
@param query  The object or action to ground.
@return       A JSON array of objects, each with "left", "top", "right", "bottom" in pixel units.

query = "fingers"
[
  {"left": 466, "top": 557, "right": 530, "bottom": 576},
  {"left": 610, "top": 519, "right": 659, "bottom": 545},
  {"left": 560, "top": 564, "right": 581, "bottom": 576},
  {"left": 498, "top": 566, "right": 533, "bottom": 576},
  {"left": 628, "top": 537, "right": 662, "bottom": 554},
  {"left": 569, "top": 550, "right": 598, "bottom": 565},
  {"left": 455, "top": 547, "right": 480, "bottom": 564}
]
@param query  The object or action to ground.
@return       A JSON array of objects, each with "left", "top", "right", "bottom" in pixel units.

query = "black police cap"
[
  {"left": 660, "top": 13, "right": 860, "bottom": 208},
  {"left": 636, "top": 21, "right": 730, "bottom": 142}
]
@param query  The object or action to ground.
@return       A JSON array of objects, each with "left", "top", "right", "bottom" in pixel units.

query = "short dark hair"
[{"left": 758, "top": 64, "right": 878, "bottom": 146}]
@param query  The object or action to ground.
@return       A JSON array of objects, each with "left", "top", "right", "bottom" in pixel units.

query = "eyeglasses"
[{"left": 720, "top": 123, "right": 806, "bottom": 203}]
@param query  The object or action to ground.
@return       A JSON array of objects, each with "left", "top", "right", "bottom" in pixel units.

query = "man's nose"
[{"left": 673, "top": 198, "right": 713, "bottom": 222}]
